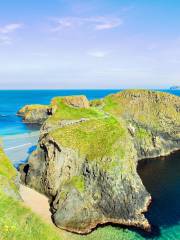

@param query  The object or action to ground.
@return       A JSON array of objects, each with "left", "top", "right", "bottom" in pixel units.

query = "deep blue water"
[
  {"left": 0, "top": 89, "right": 180, "bottom": 240},
  {"left": 138, "top": 151, "right": 180, "bottom": 240}
]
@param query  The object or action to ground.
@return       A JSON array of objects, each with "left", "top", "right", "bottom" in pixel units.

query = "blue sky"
[{"left": 0, "top": 0, "right": 180, "bottom": 89}]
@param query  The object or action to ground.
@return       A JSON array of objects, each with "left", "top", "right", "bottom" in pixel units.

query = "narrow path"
[
  {"left": 20, "top": 184, "right": 52, "bottom": 224},
  {"left": 19, "top": 184, "right": 71, "bottom": 240}
]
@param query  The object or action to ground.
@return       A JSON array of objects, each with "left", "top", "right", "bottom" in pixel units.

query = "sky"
[{"left": 0, "top": 0, "right": 180, "bottom": 89}]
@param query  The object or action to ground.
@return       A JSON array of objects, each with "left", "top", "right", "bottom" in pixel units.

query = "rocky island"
[{"left": 18, "top": 90, "right": 180, "bottom": 234}]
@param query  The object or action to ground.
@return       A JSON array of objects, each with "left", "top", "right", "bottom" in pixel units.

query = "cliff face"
[{"left": 20, "top": 90, "right": 180, "bottom": 234}]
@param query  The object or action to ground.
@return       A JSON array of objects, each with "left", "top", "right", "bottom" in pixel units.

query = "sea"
[{"left": 0, "top": 89, "right": 179, "bottom": 240}]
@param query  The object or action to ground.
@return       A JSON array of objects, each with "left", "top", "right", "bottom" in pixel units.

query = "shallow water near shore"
[{"left": 0, "top": 89, "right": 180, "bottom": 240}]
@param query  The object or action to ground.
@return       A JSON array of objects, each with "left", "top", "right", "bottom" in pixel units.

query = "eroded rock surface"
[
  {"left": 20, "top": 90, "right": 180, "bottom": 234},
  {"left": 17, "top": 104, "right": 51, "bottom": 124}
]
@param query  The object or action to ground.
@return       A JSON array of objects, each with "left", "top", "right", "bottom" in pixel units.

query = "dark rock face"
[{"left": 19, "top": 90, "right": 180, "bottom": 234}]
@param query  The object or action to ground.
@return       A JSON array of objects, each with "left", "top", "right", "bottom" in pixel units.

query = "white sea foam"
[{"left": 4, "top": 143, "right": 32, "bottom": 151}]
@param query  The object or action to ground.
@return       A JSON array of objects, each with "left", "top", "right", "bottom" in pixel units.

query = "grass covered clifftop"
[
  {"left": 18, "top": 90, "right": 180, "bottom": 160},
  {"left": 50, "top": 116, "right": 135, "bottom": 172},
  {"left": 45, "top": 90, "right": 180, "bottom": 161}
]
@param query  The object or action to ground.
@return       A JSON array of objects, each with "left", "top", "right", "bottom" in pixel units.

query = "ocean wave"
[{"left": 4, "top": 143, "right": 32, "bottom": 151}]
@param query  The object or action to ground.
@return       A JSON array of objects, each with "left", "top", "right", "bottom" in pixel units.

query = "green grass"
[
  {"left": 0, "top": 192, "right": 62, "bottom": 240},
  {"left": 0, "top": 148, "right": 18, "bottom": 194},
  {"left": 0, "top": 148, "right": 16, "bottom": 180},
  {"left": 48, "top": 97, "right": 104, "bottom": 123},
  {"left": 51, "top": 116, "right": 127, "bottom": 161}
]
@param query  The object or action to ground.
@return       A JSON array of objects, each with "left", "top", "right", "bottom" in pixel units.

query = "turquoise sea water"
[{"left": 0, "top": 89, "right": 179, "bottom": 240}]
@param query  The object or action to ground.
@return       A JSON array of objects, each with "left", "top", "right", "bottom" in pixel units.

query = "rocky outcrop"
[
  {"left": 20, "top": 90, "right": 180, "bottom": 234},
  {"left": 61, "top": 95, "right": 90, "bottom": 108},
  {"left": 17, "top": 104, "right": 52, "bottom": 124}
]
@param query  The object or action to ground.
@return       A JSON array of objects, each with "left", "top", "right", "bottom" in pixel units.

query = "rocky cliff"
[
  {"left": 102, "top": 90, "right": 180, "bottom": 159},
  {"left": 20, "top": 90, "right": 180, "bottom": 234},
  {"left": 17, "top": 104, "right": 52, "bottom": 124}
]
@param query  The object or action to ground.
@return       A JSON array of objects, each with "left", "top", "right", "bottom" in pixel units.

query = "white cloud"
[
  {"left": 0, "top": 23, "right": 23, "bottom": 34},
  {"left": 95, "top": 18, "right": 122, "bottom": 30},
  {"left": 0, "top": 23, "right": 23, "bottom": 45},
  {"left": 51, "top": 16, "right": 122, "bottom": 32},
  {"left": 88, "top": 50, "right": 109, "bottom": 58}
]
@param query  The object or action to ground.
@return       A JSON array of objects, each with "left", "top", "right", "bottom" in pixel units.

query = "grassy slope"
[{"left": 0, "top": 148, "right": 62, "bottom": 240}]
